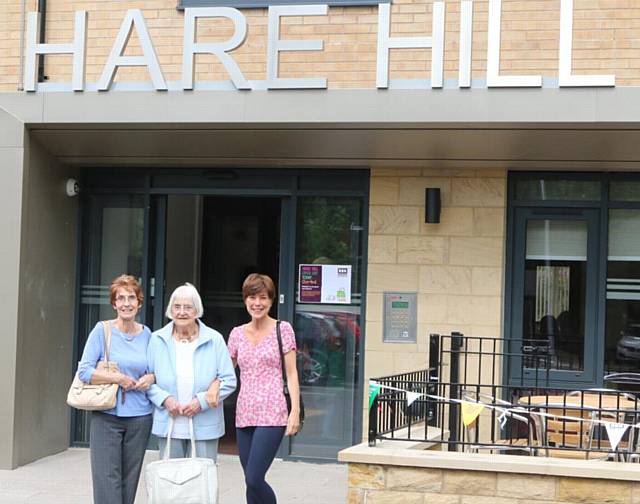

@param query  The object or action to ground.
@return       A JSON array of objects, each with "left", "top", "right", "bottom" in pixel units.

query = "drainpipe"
[
  {"left": 37, "top": 0, "right": 47, "bottom": 82},
  {"left": 17, "top": 0, "right": 26, "bottom": 90}
]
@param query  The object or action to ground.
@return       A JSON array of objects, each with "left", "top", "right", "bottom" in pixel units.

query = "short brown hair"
[
  {"left": 109, "top": 274, "right": 144, "bottom": 306},
  {"left": 242, "top": 273, "right": 276, "bottom": 301}
]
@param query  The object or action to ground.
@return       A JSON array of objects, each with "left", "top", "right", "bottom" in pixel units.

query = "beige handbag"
[{"left": 66, "top": 321, "right": 120, "bottom": 411}]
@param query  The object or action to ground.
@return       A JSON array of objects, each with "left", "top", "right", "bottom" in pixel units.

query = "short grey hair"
[{"left": 165, "top": 283, "right": 204, "bottom": 319}]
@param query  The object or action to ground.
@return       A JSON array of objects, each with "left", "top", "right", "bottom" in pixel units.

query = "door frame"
[
  {"left": 504, "top": 172, "right": 609, "bottom": 390},
  {"left": 508, "top": 206, "right": 601, "bottom": 387},
  {"left": 72, "top": 168, "right": 369, "bottom": 459}
]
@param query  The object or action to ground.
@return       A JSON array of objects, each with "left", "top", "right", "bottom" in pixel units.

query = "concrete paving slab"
[{"left": 0, "top": 448, "right": 347, "bottom": 504}]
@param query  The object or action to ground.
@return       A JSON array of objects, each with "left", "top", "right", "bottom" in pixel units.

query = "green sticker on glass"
[{"left": 368, "top": 383, "right": 381, "bottom": 410}]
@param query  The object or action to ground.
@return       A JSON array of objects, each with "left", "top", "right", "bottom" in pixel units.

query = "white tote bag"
[{"left": 145, "top": 417, "right": 218, "bottom": 504}]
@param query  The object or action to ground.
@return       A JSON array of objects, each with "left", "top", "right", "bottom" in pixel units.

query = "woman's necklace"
[{"left": 175, "top": 326, "right": 198, "bottom": 344}]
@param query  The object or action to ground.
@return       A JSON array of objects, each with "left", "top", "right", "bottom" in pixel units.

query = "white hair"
[{"left": 165, "top": 283, "right": 204, "bottom": 319}]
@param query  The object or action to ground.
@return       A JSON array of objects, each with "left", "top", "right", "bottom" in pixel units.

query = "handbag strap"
[
  {"left": 164, "top": 417, "right": 197, "bottom": 460},
  {"left": 101, "top": 321, "right": 112, "bottom": 363},
  {"left": 275, "top": 320, "right": 288, "bottom": 389}
]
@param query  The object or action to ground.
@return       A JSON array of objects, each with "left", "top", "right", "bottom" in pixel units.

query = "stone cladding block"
[
  {"left": 451, "top": 178, "right": 505, "bottom": 208},
  {"left": 419, "top": 265, "right": 472, "bottom": 295},
  {"left": 442, "top": 469, "right": 497, "bottom": 496},
  {"left": 471, "top": 267, "right": 502, "bottom": 296},
  {"left": 348, "top": 463, "right": 385, "bottom": 490},
  {"left": 496, "top": 473, "right": 556, "bottom": 500},
  {"left": 366, "top": 490, "right": 425, "bottom": 504},
  {"left": 473, "top": 208, "right": 504, "bottom": 237},
  {"left": 397, "top": 236, "right": 448, "bottom": 265},
  {"left": 370, "top": 206, "right": 420, "bottom": 235},
  {"left": 556, "top": 477, "right": 632, "bottom": 504},
  {"left": 460, "top": 496, "right": 517, "bottom": 504},
  {"left": 368, "top": 235, "right": 397, "bottom": 264},
  {"left": 420, "top": 494, "right": 461, "bottom": 504},
  {"left": 370, "top": 177, "right": 400, "bottom": 206},
  {"left": 347, "top": 487, "right": 365, "bottom": 504},
  {"left": 632, "top": 482, "right": 640, "bottom": 504},
  {"left": 367, "top": 264, "right": 419, "bottom": 292},
  {"left": 449, "top": 236, "right": 503, "bottom": 267},
  {"left": 385, "top": 466, "right": 443, "bottom": 492}
]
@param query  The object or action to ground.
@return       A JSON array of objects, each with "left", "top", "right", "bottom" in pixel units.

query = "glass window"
[
  {"left": 515, "top": 179, "right": 600, "bottom": 201},
  {"left": 605, "top": 210, "right": 640, "bottom": 373},
  {"left": 79, "top": 196, "right": 145, "bottom": 325},
  {"left": 295, "top": 197, "right": 363, "bottom": 302},
  {"left": 610, "top": 181, "right": 640, "bottom": 202},
  {"left": 523, "top": 219, "right": 587, "bottom": 371},
  {"left": 291, "top": 196, "right": 363, "bottom": 458},
  {"left": 526, "top": 220, "right": 588, "bottom": 261}
]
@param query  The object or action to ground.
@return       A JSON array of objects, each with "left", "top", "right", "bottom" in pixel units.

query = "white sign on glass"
[{"left": 298, "top": 264, "right": 351, "bottom": 304}]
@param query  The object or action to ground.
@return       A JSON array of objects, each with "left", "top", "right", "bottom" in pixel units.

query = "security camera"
[{"left": 66, "top": 178, "right": 80, "bottom": 197}]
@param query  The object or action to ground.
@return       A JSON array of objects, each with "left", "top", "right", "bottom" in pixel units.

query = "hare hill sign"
[{"left": 24, "top": 0, "right": 615, "bottom": 92}]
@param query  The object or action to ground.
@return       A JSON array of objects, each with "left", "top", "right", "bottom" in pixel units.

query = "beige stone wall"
[
  {"left": 2, "top": 0, "right": 640, "bottom": 91},
  {"left": 348, "top": 463, "right": 640, "bottom": 504},
  {"left": 364, "top": 166, "right": 506, "bottom": 380}
]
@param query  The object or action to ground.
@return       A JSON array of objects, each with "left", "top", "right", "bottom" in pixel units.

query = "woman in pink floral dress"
[{"left": 227, "top": 273, "right": 301, "bottom": 504}]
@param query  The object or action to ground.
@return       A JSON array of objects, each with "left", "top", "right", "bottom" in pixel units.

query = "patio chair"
[
  {"left": 569, "top": 388, "right": 639, "bottom": 458},
  {"left": 540, "top": 408, "right": 608, "bottom": 460},
  {"left": 588, "top": 409, "right": 634, "bottom": 462},
  {"left": 604, "top": 373, "right": 640, "bottom": 392},
  {"left": 461, "top": 390, "right": 537, "bottom": 455}
]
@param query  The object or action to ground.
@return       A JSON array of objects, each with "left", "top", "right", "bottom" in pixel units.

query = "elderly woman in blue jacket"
[{"left": 147, "top": 282, "right": 236, "bottom": 459}]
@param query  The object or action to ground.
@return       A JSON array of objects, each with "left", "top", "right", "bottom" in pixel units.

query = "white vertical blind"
[
  {"left": 608, "top": 210, "right": 640, "bottom": 261},
  {"left": 526, "top": 220, "right": 587, "bottom": 261}
]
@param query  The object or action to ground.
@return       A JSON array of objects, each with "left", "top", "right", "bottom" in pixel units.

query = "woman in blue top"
[
  {"left": 77, "top": 274, "right": 155, "bottom": 504},
  {"left": 147, "top": 282, "right": 236, "bottom": 461}
]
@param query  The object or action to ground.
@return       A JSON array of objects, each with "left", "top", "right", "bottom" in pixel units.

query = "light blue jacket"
[{"left": 147, "top": 320, "right": 237, "bottom": 440}]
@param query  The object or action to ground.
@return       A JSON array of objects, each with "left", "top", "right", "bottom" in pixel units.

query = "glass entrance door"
[
  {"left": 73, "top": 194, "right": 160, "bottom": 444},
  {"left": 287, "top": 196, "right": 363, "bottom": 459},
  {"left": 510, "top": 208, "right": 600, "bottom": 385},
  {"left": 183, "top": 195, "right": 282, "bottom": 454}
]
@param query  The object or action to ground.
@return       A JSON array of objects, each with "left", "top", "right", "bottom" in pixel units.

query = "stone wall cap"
[{"left": 338, "top": 443, "right": 640, "bottom": 482}]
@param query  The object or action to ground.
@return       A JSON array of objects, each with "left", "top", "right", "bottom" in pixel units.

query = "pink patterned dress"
[{"left": 227, "top": 321, "right": 297, "bottom": 427}]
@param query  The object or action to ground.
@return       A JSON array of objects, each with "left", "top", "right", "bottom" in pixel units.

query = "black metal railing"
[
  {"left": 368, "top": 333, "right": 640, "bottom": 460},
  {"left": 368, "top": 368, "right": 436, "bottom": 446}
]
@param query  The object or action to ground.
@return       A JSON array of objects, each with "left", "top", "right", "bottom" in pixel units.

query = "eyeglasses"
[
  {"left": 172, "top": 304, "right": 195, "bottom": 313},
  {"left": 115, "top": 294, "right": 138, "bottom": 304}
]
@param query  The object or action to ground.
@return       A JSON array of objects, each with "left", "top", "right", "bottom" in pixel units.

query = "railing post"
[
  {"left": 429, "top": 333, "right": 439, "bottom": 373},
  {"left": 448, "top": 332, "right": 463, "bottom": 451},
  {"left": 368, "top": 393, "right": 379, "bottom": 446},
  {"left": 428, "top": 334, "right": 440, "bottom": 425}
]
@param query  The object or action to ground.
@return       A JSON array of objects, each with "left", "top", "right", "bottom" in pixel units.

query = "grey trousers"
[
  {"left": 89, "top": 411, "right": 152, "bottom": 504},
  {"left": 157, "top": 436, "right": 219, "bottom": 461}
]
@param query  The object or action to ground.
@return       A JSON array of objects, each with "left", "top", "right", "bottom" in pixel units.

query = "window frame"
[{"left": 505, "top": 172, "right": 640, "bottom": 389}]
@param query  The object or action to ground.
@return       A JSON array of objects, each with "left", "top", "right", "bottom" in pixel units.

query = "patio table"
[
  {"left": 517, "top": 393, "right": 638, "bottom": 411},
  {"left": 517, "top": 392, "right": 639, "bottom": 460}
]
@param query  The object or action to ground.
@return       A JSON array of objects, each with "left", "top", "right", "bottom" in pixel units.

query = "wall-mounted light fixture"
[{"left": 425, "top": 188, "right": 441, "bottom": 224}]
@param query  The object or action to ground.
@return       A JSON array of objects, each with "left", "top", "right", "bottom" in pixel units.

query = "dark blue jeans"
[{"left": 236, "top": 426, "right": 286, "bottom": 504}]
